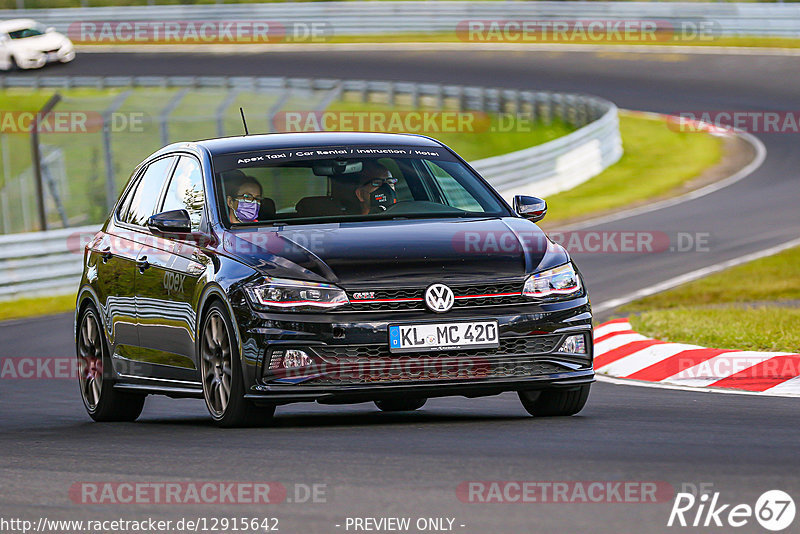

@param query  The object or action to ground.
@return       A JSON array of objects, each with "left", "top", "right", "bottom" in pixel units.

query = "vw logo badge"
[{"left": 425, "top": 284, "right": 454, "bottom": 313}]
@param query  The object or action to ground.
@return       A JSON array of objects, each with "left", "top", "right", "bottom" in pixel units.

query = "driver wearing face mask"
[
  {"left": 225, "top": 173, "right": 263, "bottom": 224},
  {"left": 347, "top": 161, "right": 398, "bottom": 215}
]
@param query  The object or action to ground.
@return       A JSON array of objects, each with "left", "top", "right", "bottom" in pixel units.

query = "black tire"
[
  {"left": 518, "top": 385, "right": 591, "bottom": 417},
  {"left": 375, "top": 398, "right": 427, "bottom": 412},
  {"left": 76, "top": 305, "right": 146, "bottom": 422},
  {"left": 200, "top": 301, "right": 274, "bottom": 427}
]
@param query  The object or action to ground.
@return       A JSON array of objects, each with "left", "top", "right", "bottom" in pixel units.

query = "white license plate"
[{"left": 388, "top": 320, "right": 499, "bottom": 353}]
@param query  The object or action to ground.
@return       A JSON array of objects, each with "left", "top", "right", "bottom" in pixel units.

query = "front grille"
[
  {"left": 308, "top": 358, "right": 565, "bottom": 385},
  {"left": 262, "top": 335, "right": 569, "bottom": 386},
  {"left": 312, "top": 335, "right": 561, "bottom": 364},
  {"left": 342, "top": 280, "right": 527, "bottom": 312}
]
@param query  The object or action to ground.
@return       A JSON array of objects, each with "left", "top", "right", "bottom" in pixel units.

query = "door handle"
[{"left": 136, "top": 256, "right": 150, "bottom": 273}]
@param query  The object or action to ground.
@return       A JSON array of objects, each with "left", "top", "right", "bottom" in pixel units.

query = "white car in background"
[{"left": 0, "top": 19, "right": 75, "bottom": 70}]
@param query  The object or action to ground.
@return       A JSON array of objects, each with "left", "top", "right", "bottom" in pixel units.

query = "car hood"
[
  {"left": 222, "top": 217, "right": 569, "bottom": 287},
  {"left": 10, "top": 33, "right": 67, "bottom": 52}
]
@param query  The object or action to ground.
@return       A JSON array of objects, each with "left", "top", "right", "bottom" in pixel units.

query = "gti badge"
[{"left": 425, "top": 284, "right": 454, "bottom": 313}]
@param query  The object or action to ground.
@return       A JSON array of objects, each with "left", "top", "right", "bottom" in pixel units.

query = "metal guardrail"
[
  {"left": 472, "top": 104, "right": 620, "bottom": 199},
  {"left": 0, "top": 75, "right": 621, "bottom": 300},
  {"left": 4, "top": 1, "right": 800, "bottom": 37},
  {"left": 0, "top": 224, "right": 94, "bottom": 300}
]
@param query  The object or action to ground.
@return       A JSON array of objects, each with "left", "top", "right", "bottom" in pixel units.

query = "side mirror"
[
  {"left": 147, "top": 209, "right": 191, "bottom": 234},
  {"left": 514, "top": 195, "right": 547, "bottom": 222}
]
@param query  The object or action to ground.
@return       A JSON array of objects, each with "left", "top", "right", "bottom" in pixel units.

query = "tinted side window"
[
  {"left": 161, "top": 156, "right": 205, "bottom": 231},
  {"left": 116, "top": 171, "right": 142, "bottom": 224},
  {"left": 123, "top": 156, "right": 176, "bottom": 226}
]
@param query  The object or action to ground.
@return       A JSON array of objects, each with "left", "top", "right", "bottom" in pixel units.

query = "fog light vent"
[
  {"left": 268, "top": 350, "right": 285, "bottom": 371},
  {"left": 557, "top": 334, "right": 586, "bottom": 354}
]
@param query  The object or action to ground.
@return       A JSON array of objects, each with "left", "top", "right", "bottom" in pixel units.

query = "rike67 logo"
[{"left": 668, "top": 487, "right": 795, "bottom": 531}]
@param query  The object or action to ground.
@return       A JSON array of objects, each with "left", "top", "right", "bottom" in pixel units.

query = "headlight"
[
  {"left": 246, "top": 278, "right": 349, "bottom": 311},
  {"left": 523, "top": 263, "right": 581, "bottom": 299}
]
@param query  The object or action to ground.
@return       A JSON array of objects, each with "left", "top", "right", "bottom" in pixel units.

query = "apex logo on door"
[{"left": 163, "top": 271, "right": 185, "bottom": 295}]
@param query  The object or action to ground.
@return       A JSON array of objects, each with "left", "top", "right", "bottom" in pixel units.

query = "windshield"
[
  {"left": 212, "top": 145, "right": 509, "bottom": 226},
  {"left": 8, "top": 24, "right": 46, "bottom": 40}
]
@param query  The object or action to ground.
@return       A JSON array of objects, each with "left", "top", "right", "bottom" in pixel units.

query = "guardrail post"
[
  {"left": 476, "top": 88, "right": 486, "bottom": 112},
  {"left": 410, "top": 84, "right": 420, "bottom": 109},
  {"left": 30, "top": 93, "right": 62, "bottom": 232},
  {"left": 216, "top": 89, "right": 241, "bottom": 137},
  {"left": 267, "top": 88, "right": 292, "bottom": 133},
  {"left": 578, "top": 97, "right": 589, "bottom": 127},
  {"left": 316, "top": 82, "right": 342, "bottom": 112},
  {"left": 0, "top": 134, "right": 10, "bottom": 234},
  {"left": 500, "top": 91, "right": 508, "bottom": 114},
  {"left": 540, "top": 93, "right": 552, "bottom": 125},
  {"left": 160, "top": 88, "right": 189, "bottom": 146},
  {"left": 101, "top": 90, "right": 132, "bottom": 211},
  {"left": 387, "top": 82, "right": 395, "bottom": 107}
]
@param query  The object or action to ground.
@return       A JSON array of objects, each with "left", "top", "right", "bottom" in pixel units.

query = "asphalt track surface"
[{"left": 2, "top": 49, "right": 799, "bottom": 533}]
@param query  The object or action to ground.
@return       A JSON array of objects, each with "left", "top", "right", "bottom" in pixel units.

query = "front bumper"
[
  {"left": 18, "top": 47, "right": 74, "bottom": 69},
  {"left": 233, "top": 295, "right": 593, "bottom": 405}
]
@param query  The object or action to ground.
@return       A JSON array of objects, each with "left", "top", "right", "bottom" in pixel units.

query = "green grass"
[
  {"left": 622, "top": 246, "right": 800, "bottom": 353},
  {"left": 0, "top": 294, "right": 76, "bottom": 322},
  {"left": 629, "top": 308, "right": 800, "bottom": 353},
  {"left": 622, "top": 245, "right": 800, "bottom": 312},
  {"left": 542, "top": 112, "right": 722, "bottom": 224}
]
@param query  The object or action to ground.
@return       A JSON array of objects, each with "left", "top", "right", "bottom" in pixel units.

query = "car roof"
[
  {"left": 191, "top": 132, "right": 445, "bottom": 156},
  {"left": 0, "top": 19, "right": 39, "bottom": 32}
]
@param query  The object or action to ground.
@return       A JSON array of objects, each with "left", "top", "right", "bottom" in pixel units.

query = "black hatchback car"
[{"left": 75, "top": 132, "right": 593, "bottom": 426}]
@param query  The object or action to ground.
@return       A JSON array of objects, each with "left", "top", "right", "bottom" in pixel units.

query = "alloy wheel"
[
  {"left": 201, "top": 310, "right": 234, "bottom": 417},
  {"left": 77, "top": 311, "right": 103, "bottom": 410}
]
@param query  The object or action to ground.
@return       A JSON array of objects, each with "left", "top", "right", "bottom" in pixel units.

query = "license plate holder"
[{"left": 388, "top": 320, "right": 499, "bottom": 353}]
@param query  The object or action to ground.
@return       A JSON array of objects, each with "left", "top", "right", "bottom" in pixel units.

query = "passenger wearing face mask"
[{"left": 226, "top": 174, "right": 263, "bottom": 224}]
